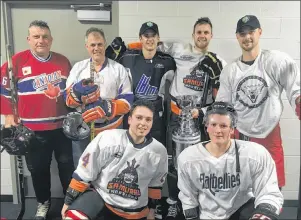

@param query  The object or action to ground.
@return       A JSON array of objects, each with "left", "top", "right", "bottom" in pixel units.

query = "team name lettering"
[
  {"left": 200, "top": 173, "right": 240, "bottom": 196},
  {"left": 33, "top": 71, "right": 62, "bottom": 90}
]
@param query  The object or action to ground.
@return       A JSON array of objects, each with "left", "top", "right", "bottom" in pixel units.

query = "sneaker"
[
  {"left": 165, "top": 203, "right": 179, "bottom": 220},
  {"left": 34, "top": 200, "right": 50, "bottom": 220},
  {"left": 154, "top": 204, "right": 163, "bottom": 219}
]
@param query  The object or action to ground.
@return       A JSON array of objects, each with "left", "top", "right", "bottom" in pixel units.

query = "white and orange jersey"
[{"left": 74, "top": 129, "right": 168, "bottom": 218}]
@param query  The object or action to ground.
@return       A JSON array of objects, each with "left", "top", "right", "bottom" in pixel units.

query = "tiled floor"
[{"left": 0, "top": 198, "right": 299, "bottom": 220}]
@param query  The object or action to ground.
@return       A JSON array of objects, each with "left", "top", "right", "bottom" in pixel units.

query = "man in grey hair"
[{"left": 0, "top": 20, "right": 75, "bottom": 220}]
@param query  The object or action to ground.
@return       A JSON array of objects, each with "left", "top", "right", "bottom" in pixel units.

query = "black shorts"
[{"left": 67, "top": 190, "right": 147, "bottom": 220}]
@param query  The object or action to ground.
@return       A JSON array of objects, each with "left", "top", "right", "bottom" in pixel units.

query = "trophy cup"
[{"left": 172, "top": 95, "right": 201, "bottom": 170}]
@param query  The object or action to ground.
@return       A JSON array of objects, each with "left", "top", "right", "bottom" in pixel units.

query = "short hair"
[
  {"left": 193, "top": 17, "right": 213, "bottom": 33},
  {"left": 129, "top": 99, "right": 155, "bottom": 117},
  {"left": 85, "top": 27, "right": 106, "bottom": 43},
  {"left": 28, "top": 20, "right": 51, "bottom": 34}
]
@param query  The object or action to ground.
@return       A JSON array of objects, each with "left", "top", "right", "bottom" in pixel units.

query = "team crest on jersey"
[
  {"left": 183, "top": 64, "right": 206, "bottom": 91},
  {"left": 107, "top": 159, "right": 141, "bottom": 200},
  {"left": 135, "top": 74, "right": 158, "bottom": 100},
  {"left": 200, "top": 173, "right": 240, "bottom": 196},
  {"left": 22, "top": 66, "right": 32, "bottom": 75},
  {"left": 33, "top": 71, "right": 62, "bottom": 91},
  {"left": 235, "top": 75, "right": 269, "bottom": 108}
]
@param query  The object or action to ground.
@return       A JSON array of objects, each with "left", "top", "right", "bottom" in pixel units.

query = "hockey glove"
[
  {"left": 295, "top": 96, "right": 300, "bottom": 120},
  {"left": 82, "top": 98, "right": 117, "bottom": 123},
  {"left": 105, "top": 37, "right": 127, "bottom": 61},
  {"left": 249, "top": 203, "right": 279, "bottom": 220},
  {"left": 69, "top": 79, "right": 100, "bottom": 106},
  {"left": 199, "top": 52, "right": 223, "bottom": 88}
]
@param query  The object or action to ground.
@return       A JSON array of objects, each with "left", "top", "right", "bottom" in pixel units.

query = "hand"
[
  {"left": 191, "top": 108, "right": 199, "bottom": 118},
  {"left": 61, "top": 203, "right": 69, "bottom": 219},
  {"left": 4, "top": 115, "right": 20, "bottom": 128},
  {"left": 72, "top": 79, "right": 100, "bottom": 105},
  {"left": 147, "top": 208, "right": 155, "bottom": 220},
  {"left": 295, "top": 96, "right": 300, "bottom": 120},
  {"left": 82, "top": 98, "right": 116, "bottom": 123}
]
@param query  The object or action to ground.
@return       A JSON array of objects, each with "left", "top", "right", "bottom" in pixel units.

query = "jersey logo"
[
  {"left": 180, "top": 55, "right": 194, "bottom": 60},
  {"left": 135, "top": 74, "right": 158, "bottom": 99},
  {"left": 44, "top": 83, "right": 61, "bottom": 100},
  {"left": 22, "top": 66, "right": 32, "bottom": 76},
  {"left": 33, "top": 71, "right": 62, "bottom": 91},
  {"left": 200, "top": 173, "right": 240, "bottom": 196},
  {"left": 183, "top": 64, "right": 206, "bottom": 91},
  {"left": 155, "top": 63, "right": 164, "bottom": 69},
  {"left": 107, "top": 158, "right": 141, "bottom": 200},
  {"left": 235, "top": 75, "right": 269, "bottom": 108}
]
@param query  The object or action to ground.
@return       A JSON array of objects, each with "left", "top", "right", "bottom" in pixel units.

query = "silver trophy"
[{"left": 172, "top": 95, "right": 201, "bottom": 170}]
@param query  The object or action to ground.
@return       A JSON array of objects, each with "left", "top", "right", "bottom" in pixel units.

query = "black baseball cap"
[
  {"left": 139, "top": 21, "right": 159, "bottom": 36},
  {"left": 236, "top": 15, "right": 261, "bottom": 33}
]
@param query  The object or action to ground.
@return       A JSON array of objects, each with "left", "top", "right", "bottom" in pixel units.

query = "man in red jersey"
[{"left": 0, "top": 20, "right": 74, "bottom": 220}]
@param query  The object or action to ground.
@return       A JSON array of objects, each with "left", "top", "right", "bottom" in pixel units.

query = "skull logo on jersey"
[
  {"left": 107, "top": 159, "right": 141, "bottom": 200},
  {"left": 236, "top": 75, "right": 269, "bottom": 108}
]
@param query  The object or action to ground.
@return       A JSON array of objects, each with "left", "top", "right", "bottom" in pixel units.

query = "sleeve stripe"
[
  {"left": 148, "top": 188, "right": 161, "bottom": 199},
  {"left": 69, "top": 178, "right": 89, "bottom": 192}
]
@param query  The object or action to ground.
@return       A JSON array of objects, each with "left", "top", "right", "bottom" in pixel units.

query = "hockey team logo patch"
[
  {"left": 107, "top": 159, "right": 141, "bottom": 200},
  {"left": 235, "top": 75, "right": 269, "bottom": 108},
  {"left": 200, "top": 173, "right": 240, "bottom": 196},
  {"left": 135, "top": 74, "right": 158, "bottom": 100},
  {"left": 183, "top": 64, "right": 206, "bottom": 91}
]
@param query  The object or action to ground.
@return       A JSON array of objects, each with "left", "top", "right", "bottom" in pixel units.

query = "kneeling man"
[
  {"left": 61, "top": 99, "right": 168, "bottom": 220},
  {"left": 177, "top": 102, "right": 283, "bottom": 220}
]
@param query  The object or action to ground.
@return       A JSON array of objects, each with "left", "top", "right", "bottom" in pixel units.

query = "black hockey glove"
[
  {"left": 199, "top": 52, "right": 223, "bottom": 88},
  {"left": 105, "top": 37, "right": 127, "bottom": 61},
  {"left": 249, "top": 203, "right": 279, "bottom": 220}
]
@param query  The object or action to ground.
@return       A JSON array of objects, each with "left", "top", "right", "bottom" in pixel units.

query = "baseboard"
[{"left": 0, "top": 195, "right": 13, "bottom": 202}]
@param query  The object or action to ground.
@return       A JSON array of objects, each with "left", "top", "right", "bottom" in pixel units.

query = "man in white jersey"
[
  {"left": 160, "top": 17, "right": 227, "bottom": 219},
  {"left": 61, "top": 99, "right": 168, "bottom": 220},
  {"left": 63, "top": 27, "right": 134, "bottom": 167},
  {"left": 177, "top": 101, "right": 283, "bottom": 220},
  {"left": 216, "top": 15, "right": 300, "bottom": 188}
]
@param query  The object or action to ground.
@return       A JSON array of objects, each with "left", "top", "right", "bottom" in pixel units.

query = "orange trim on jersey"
[
  {"left": 94, "top": 116, "right": 123, "bottom": 135},
  {"left": 128, "top": 42, "right": 142, "bottom": 50},
  {"left": 171, "top": 100, "right": 181, "bottom": 115},
  {"left": 148, "top": 188, "right": 161, "bottom": 199},
  {"left": 65, "top": 86, "right": 81, "bottom": 108},
  {"left": 112, "top": 99, "right": 131, "bottom": 116},
  {"left": 105, "top": 203, "right": 149, "bottom": 219},
  {"left": 69, "top": 178, "right": 89, "bottom": 193}
]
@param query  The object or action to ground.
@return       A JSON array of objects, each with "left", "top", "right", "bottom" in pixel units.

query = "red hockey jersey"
[{"left": 0, "top": 50, "right": 71, "bottom": 131}]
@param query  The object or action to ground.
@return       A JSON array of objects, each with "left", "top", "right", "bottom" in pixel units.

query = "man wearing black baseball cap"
[
  {"left": 236, "top": 15, "right": 261, "bottom": 34},
  {"left": 216, "top": 14, "right": 300, "bottom": 193},
  {"left": 118, "top": 22, "right": 176, "bottom": 219},
  {"left": 139, "top": 21, "right": 159, "bottom": 36}
]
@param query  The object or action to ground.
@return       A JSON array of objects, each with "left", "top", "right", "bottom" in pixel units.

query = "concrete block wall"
[
  {"left": 1, "top": 1, "right": 300, "bottom": 200},
  {"left": 118, "top": 1, "right": 300, "bottom": 200}
]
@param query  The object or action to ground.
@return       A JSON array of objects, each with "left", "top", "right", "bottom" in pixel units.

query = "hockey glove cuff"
[
  {"left": 249, "top": 203, "right": 279, "bottom": 220},
  {"left": 183, "top": 207, "right": 199, "bottom": 220}
]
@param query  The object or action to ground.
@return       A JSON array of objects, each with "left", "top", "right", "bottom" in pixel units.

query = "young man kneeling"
[
  {"left": 177, "top": 102, "right": 283, "bottom": 220},
  {"left": 61, "top": 99, "right": 168, "bottom": 220}
]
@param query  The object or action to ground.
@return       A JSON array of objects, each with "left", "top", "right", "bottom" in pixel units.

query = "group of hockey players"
[{"left": 0, "top": 14, "right": 300, "bottom": 220}]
